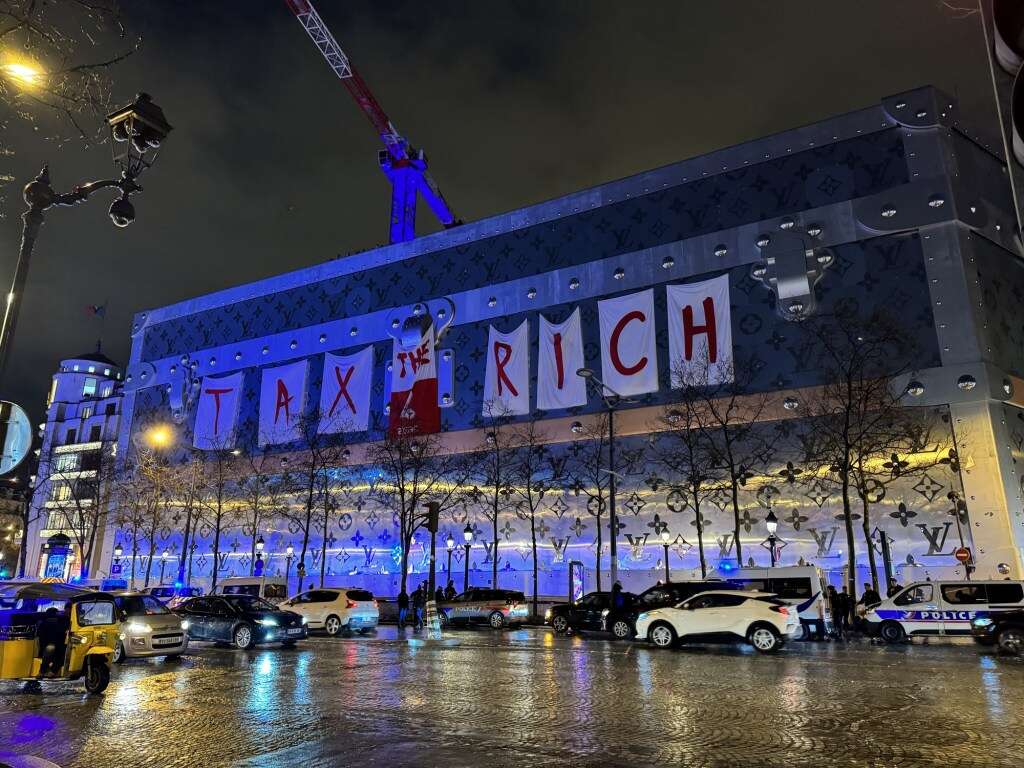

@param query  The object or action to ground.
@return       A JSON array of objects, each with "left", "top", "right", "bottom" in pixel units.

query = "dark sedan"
[
  {"left": 545, "top": 591, "right": 637, "bottom": 636},
  {"left": 972, "top": 609, "right": 1024, "bottom": 654},
  {"left": 175, "top": 594, "right": 308, "bottom": 649},
  {"left": 603, "top": 580, "right": 739, "bottom": 640}
]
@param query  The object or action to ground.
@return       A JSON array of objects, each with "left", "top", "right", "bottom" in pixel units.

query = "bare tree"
[
  {"left": 195, "top": 444, "right": 240, "bottom": 593},
  {"left": 236, "top": 449, "right": 289, "bottom": 577},
  {"left": 366, "top": 430, "right": 471, "bottom": 596},
  {"left": 508, "top": 417, "right": 563, "bottom": 618},
  {"left": 167, "top": 457, "right": 202, "bottom": 586},
  {"left": 471, "top": 402, "right": 519, "bottom": 587}
]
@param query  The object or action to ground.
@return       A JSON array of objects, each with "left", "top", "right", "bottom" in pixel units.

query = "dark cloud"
[{"left": 0, "top": 0, "right": 992, "bottom": 424}]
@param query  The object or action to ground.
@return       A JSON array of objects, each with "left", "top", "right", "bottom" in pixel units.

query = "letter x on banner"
[
  {"left": 193, "top": 371, "right": 243, "bottom": 450},
  {"left": 259, "top": 360, "right": 308, "bottom": 446},
  {"left": 318, "top": 346, "right": 373, "bottom": 433},
  {"left": 483, "top": 319, "right": 530, "bottom": 416},
  {"left": 667, "top": 274, "right": 733, "bottom": 387},
  {"left": 597, "top": 288, "right": 659, "bottom": 397}
]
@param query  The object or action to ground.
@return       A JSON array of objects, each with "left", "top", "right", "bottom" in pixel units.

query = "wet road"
[{"left": 1, "top": 627, "right": 1022, "bottom": 768}]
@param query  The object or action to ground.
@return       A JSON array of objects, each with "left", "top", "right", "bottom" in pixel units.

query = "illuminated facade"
[{"left": 72, "top": 87, "right": 1024, "bottom": 595}]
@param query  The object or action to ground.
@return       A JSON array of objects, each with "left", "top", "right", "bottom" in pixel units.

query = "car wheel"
[
  {"left": 112, "top": 641, "right": 126, "bottom": 664},
  {"left": 879, "top": 621, "right": 906, "bottom": 644},
  {"left": 551, "top": 615, "right": 569, "bottom": 634},
  {"left": 233, "top": 624, "right": 254, "bottom": 650},
  {"left": 439, "top": 611, "right": 450, "bottom": 628},
  {"left": 83, "top": 659, "right": 110, "bottom": 695},
  {"left": 282, "top": 640, "right": 298, "bottom": 648},
  {"left": 324, "top": 615, "right": 342, "bottom": 636},
  {"left": 997, "top": 627, "right": 1024, "bottom": 655},
  {"left": 649, "top": 622, "right": 676, "bottom": 648},
  {"left": 358, "top": 628, "right": 371, "bottom": 635},
  {"left": 488, "top": 611, "right": 506, "bottom": 629},
  {"left": 610, "top": 618, "right": 632, "bottom": 641},
  {"left": 749, "top": 625, "right": 781, "bottom": 654},
  {"left": 164, "top": 654, "right": 182, "bottom": 662}
]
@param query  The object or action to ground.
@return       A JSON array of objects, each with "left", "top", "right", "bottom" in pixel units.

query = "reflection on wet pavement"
[{"left": 1, "top": 626, "right": 1022, "bottom": 767}]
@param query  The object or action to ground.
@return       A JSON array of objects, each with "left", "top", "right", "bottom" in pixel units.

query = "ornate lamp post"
[
  {"left": 446, "top": 533, "right": 455, "bottom": 576},
  {"left": 112, "top": 541, "right": 123, "bottom": 565},
  {"left": 661, "top": 529, "right": 671, "bottom": 583},
  {"left": 0, "top": 93, "right": 172, "bottom": 378},
  {"left": 159, "top": 548, "right": 169, "bottom": 585},
  {"left": 462, "top": 524, "right": 473, "bottom": 593},
  {"left": 763, "top": 509, "right": 784, "bottom": 567},
  {"left": 285, "top": 543, "right": 295, "bottom": 586}
]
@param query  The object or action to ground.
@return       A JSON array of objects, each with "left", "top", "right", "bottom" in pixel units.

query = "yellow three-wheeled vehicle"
[{"left": 0, "top": 581, "right": 117, "bottom": 694}]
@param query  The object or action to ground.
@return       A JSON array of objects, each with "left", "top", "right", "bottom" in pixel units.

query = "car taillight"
[
  {"left": 373, "top": 600, "right": 378, "bottom": 608},
  {"left": 770, "top": 606, "right": 789, "bottom": 616},
  {"left": 346, "top": 599, "right": 357, "bottom": 609}
]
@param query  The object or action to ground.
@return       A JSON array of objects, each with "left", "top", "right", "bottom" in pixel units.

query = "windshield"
[
  {"left": 224, "top": 595, "right": 276, "bottom": 612},
  {"left": 116, "top": 595, "right": 170, "bottom": 616},
  {"left": 222, "top": 584, "right": 260, "bottom": 596}
]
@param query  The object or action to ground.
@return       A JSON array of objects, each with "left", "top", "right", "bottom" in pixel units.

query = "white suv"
[
  {"left": 635, "top": 590, "right": 799, "bottom": 653},
  {"left": 282, "top": 588, "right": 379, "bottom": 636}
]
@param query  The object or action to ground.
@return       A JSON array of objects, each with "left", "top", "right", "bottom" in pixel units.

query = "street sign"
[
  {"left": 954, "top": 547, "right": 972, "bottom": 564},
  {"left": 110, "top": 563, "right": 123, "bottom": 575}
]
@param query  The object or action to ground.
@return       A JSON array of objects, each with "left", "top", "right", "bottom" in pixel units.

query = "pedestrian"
[
  {"left": 444, "top": 580, "right": 456, "bottom": 601},
  {"left": 840, "top": 586, "right": 852, "bottom": 636},
  {"left": 860, "top": 582, "right": 881, "bottom": 607},
  {"left": 611, "top": 580, "right": 625, "bottom": 609},
  {"left": 435, "top": 585, "right": 444, "bottom": 604},
  {"left": 397, "top": 589, "right": 409, "bottom": 629},
  {"left": 887, "top": 578, "right": 902, "bottom": 597},
  {"left": 37, "top": 607, "right": 69, "bottom": 678},
  {"left": 827, "top": 586, "right": 845, "bottom": 639},
  {"left": 412, "top": 585, "right": 426, "bottom": 630}
]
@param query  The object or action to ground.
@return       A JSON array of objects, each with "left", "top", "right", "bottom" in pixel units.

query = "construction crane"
[{"left": 284, "top": 0, "right": 461, "bottom": 244}]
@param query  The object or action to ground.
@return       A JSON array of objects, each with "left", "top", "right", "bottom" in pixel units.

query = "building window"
[
  {"left": 82, "top": 378, "right": 97, "bottom": 397},
  {"left": 87, "top": 366, "right": 95, "bottom": 373},
  {"left": 105, "top": 403, "right": 116, "bottom": 415},
  {"left": 65, "top": 429, "right": 77, "bottom": 445},
  {"left": 53, "top": 454, "right": 80, "bottom": 473},
  {"left": 89, "top": 425, "right": 102, "bottom": 442},
  {"left": 101, "top": 384, "right": 114, "bottom": 397},
  {"left": 81, "top": 406, "right": 93, "bottom": 419},
  {"left": 47, "top": 378, "right": 57, "bottom": 407},
  {"left": 72, "top": 365, "right": 79, "bottom": 372},
  {"left": 103, "top": 368, "right": 110, "bottom": 376},
  {"left": 48, "top": 482, "right": 72, "bottom": 502}
]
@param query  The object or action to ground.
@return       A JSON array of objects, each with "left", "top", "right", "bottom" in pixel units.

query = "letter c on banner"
[{"left": 610, "top": 310, "right": 648, "bottom": 376}]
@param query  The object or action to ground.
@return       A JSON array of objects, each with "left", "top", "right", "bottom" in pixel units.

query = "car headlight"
[
  {"left": 601, "top": 609, "right": 609, "bottom": 617},
  {"left": 636, "top": 612, "right": 649, "bottom": 623},
  {"left": 544, "top": 609, "right": 552, "bottom": 621},
  {"left": 127, "top": 622, "right": 151, "bottom": 633},
  {"left": 180, "top": 620, "right": 190, "bottom": 631},
  {"left": 972, "top": 617, "right": 993, "bottom": 627},
  {"left": 256, "top": 618, "right": 278, "bottom": 627},
  {"left": 301, "top": 616, "right": 308, "bottom": 625}
]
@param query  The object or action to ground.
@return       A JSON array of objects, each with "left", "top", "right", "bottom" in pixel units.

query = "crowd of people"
[
  {"left": 395, "top": 579, "right": 458, "bottom": 630},
  {"left": 809, "top": 578, "right": 901, "bottom": 641}
]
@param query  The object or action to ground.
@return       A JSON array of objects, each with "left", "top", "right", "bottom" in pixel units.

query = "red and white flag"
[
  {"left": 597, "top": 288, "right": 659, "bottom": 396},
  {"left": 388, "top": 325, "right": 440, "bottom": 438},
  {"left": 537, "top": 309, "right": 586, "bottom": 410},
  {"left": 258, "top": 360, "right": 308, "bottom": 446},
  {"left": 193, "top": 372, "right": 243, "bottom": 450},
  {"left": 667, "top": 274, "right": 733, "bottom": 387},
  {"left": 483, "top": 319, "right": 530, "bottom": 416},
  {"left": 318, "top": 346, "right": 373, "bottom": 433}
]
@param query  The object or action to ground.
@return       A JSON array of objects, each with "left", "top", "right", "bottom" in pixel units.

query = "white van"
[
  {"left": 864, "top": 580, "right": 1024, "bottom": 643},
  {"left": 724, "top": 566, "right": 829, "bottom": 630},
  {"left": 217, "top": 576, "right": 289, "bottom": 604}
]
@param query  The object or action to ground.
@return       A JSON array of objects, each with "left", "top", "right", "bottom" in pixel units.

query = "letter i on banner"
[
  {"left": 258, "top": 360, "right": 308, "bottom": 446},
  {"left": 319, "top": 346, "right": 373, "bottom": 433},
  {"left": 193, "top": 372, "right": 244, "bottom": 450},
  {"left": 538, "top": 309, "right": 586, "bottom": 410},
  {"left": 597, "top": 289, "right": 659, "bottom": 396},
  {"left": 483, "top": 319, "right": 530, "bottom": 416},
  {"left": 667, "top": 274, "right": 733, "bottom": 387}
]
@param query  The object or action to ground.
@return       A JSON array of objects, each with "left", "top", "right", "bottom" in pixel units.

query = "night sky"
[{"left": 0, "top": 0, "right": 993, "bottom": 425}]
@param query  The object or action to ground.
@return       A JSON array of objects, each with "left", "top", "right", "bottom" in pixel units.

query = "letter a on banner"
[
  {"left": 319, "top": 346, "right": 373, "bottom": 433},
  {"left": 667, "top": 274, "right": 733, "bottom": 387},
  {"left": 598, "top": 289, "right": 658, "bottom": 396},
  {"left": 259, "top": 360, "right": 308, "bottom": 446},
  {"left": 483, "top": 319, "right": 530, "bottom": 416},
  {"left": 538, "top": 309, "right": 586, "bottom": 410},
  {"left": 193, "top": 372, "right": 243, "bottom": 450},
  {"left": 389, "top": 325, "right": 440, "bottom": 438}
]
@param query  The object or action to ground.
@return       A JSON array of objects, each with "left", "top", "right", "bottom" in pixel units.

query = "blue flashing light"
[
  {"left": 718, "top": 561, "right": 736, "bottom": 573},
  {"left": 173, "top": 580, "right": 183, "bottom": 589}
]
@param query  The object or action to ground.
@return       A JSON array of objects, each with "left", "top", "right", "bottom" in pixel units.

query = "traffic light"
[{"left": 424, "top": 502, "right": 440, "bottom": 533}]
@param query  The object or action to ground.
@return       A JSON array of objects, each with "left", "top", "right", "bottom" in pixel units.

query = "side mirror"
[{"left": 118, "top": 610, "right": 129, "bottom": 622}]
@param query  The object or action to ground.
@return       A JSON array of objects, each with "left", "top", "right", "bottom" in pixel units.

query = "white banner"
[
  {"left": 193, "top": 372, "right": 243, "bottom": 450},
  {"left": 258, "top": 360, "right": 308, "bottom": 446},
  {"left": 537, "top": 309, "right": 586, "bottom": 410},
  {"left": 483, "top": 318, "right": 530, "bottom": 416},
  {"left": 667, "top": 274, "right": 733, "bottom": 387},
  {"left": 598, "top": 289, "right": 658, "bottom": 396},
  {"left": 319, "top": 346, "right": 373, "bottom": 433}
]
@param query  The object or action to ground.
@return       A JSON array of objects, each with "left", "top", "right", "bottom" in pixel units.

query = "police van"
[
  {"left": 864, "top": 580, "right": 1024, "bottom": 642},
  {"left": 723, "top": 565, "right": 829, "bottom": 635}
]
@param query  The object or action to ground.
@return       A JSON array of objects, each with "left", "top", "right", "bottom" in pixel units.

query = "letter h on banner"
[{"left": 667, "top": 274, "right": 733, "bottom": 387}]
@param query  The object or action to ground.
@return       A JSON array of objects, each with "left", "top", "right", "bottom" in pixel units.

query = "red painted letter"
[
  {"left": 683, "top": 297, "right": 718, "bottom": 362},
  {"left": 329, "top": 365, "right": 357, "bottom": 417},
  {"left": 204, "top": 387, "right": 233, "bottom": 435},
  {"left": 274, "top": 379, "right": 294, "bottom": 424},
  {"left": 610, "top": 310, "right": 647, "bottom": 376},
  {"left": 493, "top": 341, "right": 518, "bottom": 397},
  {"left": 552, "top": 332, "right": 565, "bottom": 389}
]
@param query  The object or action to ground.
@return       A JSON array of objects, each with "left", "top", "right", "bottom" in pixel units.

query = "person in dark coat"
[
  {"left": 827, "top": 586, "right": 846, "bottom": 640},
  {"left": 411, "top": 585, "right": 426, "bottom": 630},
  {"left": 887, "top": 578, "right": 902, "bottom": 597},
  {"left": 611, "top": 581, "right": 625, "bottom": 609},
  {"left": 37, "top": 607, "right": 69, "bottom": 677},
  {"left": 435, "top": 586, "right": 444, "bottom": 604},
  {"left": 444, "top": 580, "right": 456, "bottom": 601},
  {"left": 397, "top": 589, "right": 409, "bottom": 629}
]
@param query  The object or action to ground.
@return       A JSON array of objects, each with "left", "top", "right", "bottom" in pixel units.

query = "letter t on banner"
[
  {"left": 667, "top": 274, "right": 733, "bottom": 387},
  {"left": 597, "top": 289, "right": 659, "bottom": 396},
  {"left": 483, "top": 319, "right": 530, "bottom": 416},
  {"left": 192, "top": 372, "right": 243, "bottom": 450}
]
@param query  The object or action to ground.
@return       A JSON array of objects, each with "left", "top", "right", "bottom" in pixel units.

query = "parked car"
[
  {"left": 972, "top": 609, "right": 1024, "bottom": 654},
  {"left": 603, "top": 580, "right": 737, "bottom": 640},
  {"left": 864, "top": 580, "right": 1024, "bottom": 642},
  {"left": 140, "top": 585, "right": 203, "bottom": 609},
  {"left": 282, "top": 588, "right": 379, "bottom": 636},
  {"left": 545, "top": 590, "right": 637, "bottom": 636},
  {"left": 723, "top": 566, "right": 830, "bottom": 636},
  {"left": 438, "top": 588, "right": 529, "bottom": 629},
  {"left": 112, "top": 592, "right": 188, "bottom": 663},
  {"left": 174, "top": 594, "right": 307, "bottom": 649},
  {"left": 218, "top": 577, "right": 289, "bottom": 604},
  {"left": 635, "top": 590, "right": 799, "bottom": 653}
]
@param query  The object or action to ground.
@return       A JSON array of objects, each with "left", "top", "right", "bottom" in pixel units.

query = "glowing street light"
[
  {"left": 445, "top": 533, "right": 455, "bottom": 576},
  {"left": 1, "top": 60, "right": 44, "bottom": 88},
  {"left": 462, "top": 524, "right": 473, "bottom": 593},
  {"left": 145, "top": 424, "right": 173, "bottom": 449},
  {"left": 660, "top": 529, "right": 671, "bottom": 583}
]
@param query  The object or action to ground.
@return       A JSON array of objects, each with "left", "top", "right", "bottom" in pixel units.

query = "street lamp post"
[
  {"left": 661, "top": 529, "right": 671, "bottom": 583},
  {"left": 446, "top": 533, "right": 455, "bottom": 577},
  {"left": 576, "top": 368, "right": 634, "bottom": 588},
  {"left": 764, "top": 509, "right": 780, "bottom": 567},
  {"left": 462, "top": 524, "right": 473, "bottom": 593},
  {"left": 159, "top": 549, "right": 169, "bottom": 585},
  {"left": 285, "top": 544, "right": 295, "bottom": 588},
  {"left": 0, "top": 93, "right": 172, "bottom": 379}
]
